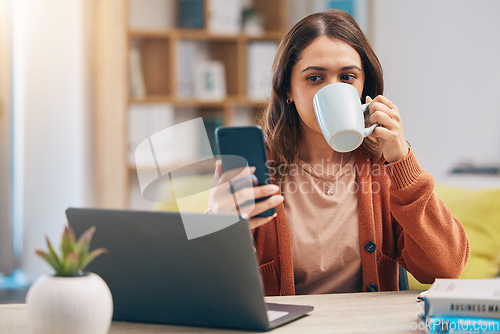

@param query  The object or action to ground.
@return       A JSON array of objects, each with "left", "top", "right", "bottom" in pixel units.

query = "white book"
[
  {"left": 247, "top": 41, "right": 278, "bottom": 101},
  {"left": 176, "top": 40, "right": 197, "bottom": 99},
  {"left": 129, "top": 46, "right": 146, "bottom": 99},
  {"left": 177, "top": 41, "right": 210, "bottom": 99},
  {"left": 148, "top": 117, "right": 206, "bottom": 173},
  {"left": 129, "top": 0, "right": 174, "bottom": 30},
  {"left": 147, "top": 104, "right": 177, "bottom": 168},
  {"left": 129, "top": 104, "right": 174, "bottom": 168},
  {"left": 424, "top": 279, "right": 500, "bottom": 319},
  {"left": 207, "top": 0, "right": 242, "bottom": 35},
  {"left": 129, "top": 105, "right": 149, "bottom": 166}
]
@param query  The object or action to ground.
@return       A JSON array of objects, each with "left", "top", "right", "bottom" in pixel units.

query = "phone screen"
[{"left": 215, "top": 125, "right": 275, "bottom": 217}]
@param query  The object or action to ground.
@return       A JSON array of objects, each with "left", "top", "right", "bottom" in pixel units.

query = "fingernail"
[
  {"left": 273, "top": 195, "right": 284, "bottom": 203},
  {"left": 266, "top": 185, "right": 280, "bottom": 193},
  {"left": 266, "top": 213, "right": 277, "bottom": 222}
]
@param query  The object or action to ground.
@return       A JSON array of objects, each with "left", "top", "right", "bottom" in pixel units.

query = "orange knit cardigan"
[{"left": 253, "top": 148, "right": 469, "bottom": 296}]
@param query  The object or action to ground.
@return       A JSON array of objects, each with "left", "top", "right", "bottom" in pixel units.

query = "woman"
[{"left": 208, "top": 10, "right": 469, "bottom": 295}]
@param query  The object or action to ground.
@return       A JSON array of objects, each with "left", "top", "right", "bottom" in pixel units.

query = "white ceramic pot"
[{"left": 26, "top": 273, "right": 113, "bottom": 334}]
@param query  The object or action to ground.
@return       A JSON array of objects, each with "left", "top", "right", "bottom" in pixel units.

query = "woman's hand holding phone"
[{"left": 208, "top": 161, "right": 283, "bottom": 230}]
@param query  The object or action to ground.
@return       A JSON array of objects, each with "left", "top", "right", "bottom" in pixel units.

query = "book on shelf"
[
  {"left": 207, "top": 0, "right": 243, "bottom": 35},
  {"left": 424, "top": 279, "right": 500, "bottom": 319},
  {"left": 129, "top": 104, "right": 175, "bottom": 167},
  {"left": 419, "top": 313, "right": 500, "bottom": 334},
  {"left": 176, "top": 40, "right": 198, "bottom": 99},
  {"left": 129, "top": 0, "right": 173, "bottom": 30},
  {"left": 178, "top": 0, "right": 204, "bottom": 29},
  {"left": 129, "top": 45, "right": 146, "bottom": 99},
  {"left": 247, "top": 41, "right": 278, "bottom": 101},
  {"left": 131, "top": 110, "right": 212, "bottom": 173}
]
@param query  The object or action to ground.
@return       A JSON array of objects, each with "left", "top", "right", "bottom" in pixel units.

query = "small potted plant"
[
  {"left": 241, "top": 6, "right": 263, "bottom": 35},
  {"left": 26, "top": 225, "right": 113, "bottom": 334}
]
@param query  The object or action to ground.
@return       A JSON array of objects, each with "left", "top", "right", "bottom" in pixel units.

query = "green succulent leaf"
[
  {"left": 60, "top": 226, "right": 76, "bottom": 260},
  {"left": 35, "top": 249, "right": 60, "bottom": 273},
  {"left": 76, "top": 226, "right": 95, "bottom": 261},
  {"left": 45, "top": 236, "right": 60, "bottom": 269},
  {"left": 37, "top": 225, "right": 106, "bottom": 276},
  {"left": 79, "top": 248, "right": 107, "bottom": 272},
  {"left": 60, "top": 251, "right": 80, "bottom": 276}
]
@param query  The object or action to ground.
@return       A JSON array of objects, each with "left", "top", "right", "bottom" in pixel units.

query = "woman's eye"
[
  {"left": 307, "top": 75, "right": 323, "bottom": 83},
  {"left": 340, "top": 74, "right": 356, "bottom": 83}
]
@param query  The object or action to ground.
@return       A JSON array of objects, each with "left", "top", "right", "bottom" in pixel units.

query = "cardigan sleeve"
[{"left": 385, "top": 149, "right": 469, "bottom": 284}]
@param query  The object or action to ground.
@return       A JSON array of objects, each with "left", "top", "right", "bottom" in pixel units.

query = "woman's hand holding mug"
[
  {"left": 312, "top": 82, "right": 408, "bottom": 163},
  {"left": 366, "top": 95, "right": 409, "bottom": 163}
]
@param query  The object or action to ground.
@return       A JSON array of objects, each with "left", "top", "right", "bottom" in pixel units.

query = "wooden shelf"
[
  {"left": 129, "top": 95, "right": 174, "bottom": 104},
  {"left": 129, "top": 30, "right": 171, "bottom": 39},
  {"left": 129, "top": 30, "right": 283, "bottom": 42},
  {"left": 92, "top": 0, "right": 288, "bottom": 208},
  {"left": 129, "top": 96, "right": 269, "bottom": 108}
]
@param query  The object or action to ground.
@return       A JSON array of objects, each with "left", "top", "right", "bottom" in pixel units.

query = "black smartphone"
[{"left": 215, "top": 125, "right": 275, "bottom": 217}]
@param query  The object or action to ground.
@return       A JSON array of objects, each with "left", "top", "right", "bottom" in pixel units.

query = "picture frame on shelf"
[{"left": 194, "top": 61, "right": 227, "bottom": 101}]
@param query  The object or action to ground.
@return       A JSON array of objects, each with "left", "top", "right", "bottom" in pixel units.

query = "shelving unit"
[{"left": 92, "top": 0, "right": 288, "bottom": 209}]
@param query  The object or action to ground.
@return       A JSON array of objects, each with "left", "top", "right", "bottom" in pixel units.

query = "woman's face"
[{"left": 289, "top": 36, "right": 365, "bottom": 135}]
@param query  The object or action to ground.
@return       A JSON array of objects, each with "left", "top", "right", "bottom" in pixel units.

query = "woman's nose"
[
  {"left": 318, "top": 79, "right": 341, "bottom": 91},
  {"left": 326, "top": 78, "right": 342, "bottom": 85}
]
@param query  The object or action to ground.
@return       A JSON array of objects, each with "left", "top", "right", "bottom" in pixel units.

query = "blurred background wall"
[
  {"left": 3, "top": 0, "right": 91, "bottom": 282},
  {"left": 372, "top": 0, "right": 500, "bottom": 179}
]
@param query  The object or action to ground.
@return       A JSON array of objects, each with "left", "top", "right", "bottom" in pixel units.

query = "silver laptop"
[{"left": 66, "top": 208, "right": 313, "bottom": 331}]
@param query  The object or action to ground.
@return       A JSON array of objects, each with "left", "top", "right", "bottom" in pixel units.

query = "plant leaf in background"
[
  {"left": 45, "top": 236, "right": 61, "bottom": 273},
  {"left": 76, "top": 226, "right": 95, "bottom": 267},
  {"left": 61, "top": 251, "right": 80, "bottom": 277},
  {"left": 60, "top": 226, "right": 76, "bottom": 261},
  {"left": 35, "top": 250, "right": 59, "bottom": 272},
  {"left": 80, "top": 248, "right": 107, "bottom": 272},
  {"left": 35, "top": 225, "right": 106, "bottom": 277}
]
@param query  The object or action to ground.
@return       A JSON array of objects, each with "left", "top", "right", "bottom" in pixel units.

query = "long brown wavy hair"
[{"left": 258, "top": 10, "right": 384, "bottom": 185}]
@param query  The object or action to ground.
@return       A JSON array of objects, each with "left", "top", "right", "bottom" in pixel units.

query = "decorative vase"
[
  {"left": 26, "top": 273, "right": 113, "bottom": 334},
  {"left": 243, "top": 15, "right": 263, "bottom": 35}
]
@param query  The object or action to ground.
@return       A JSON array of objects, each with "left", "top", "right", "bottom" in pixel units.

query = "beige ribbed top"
[{"left": 281, "top": 153, "right": 362, "bottom": 294}]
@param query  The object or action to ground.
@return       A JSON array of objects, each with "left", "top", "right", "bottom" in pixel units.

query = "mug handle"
[
  {"left": 363, "top": 122, "right": 379, "bottom": 137},
  {"left": 361, "top": 102, "right": 379, "bottom": 137}
]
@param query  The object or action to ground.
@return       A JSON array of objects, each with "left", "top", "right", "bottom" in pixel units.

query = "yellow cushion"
[
  {"left": 154, "top": 174, "right": 214, "bottom": 213},
  {"left": 408, "top": 184, "right": 500, "bottom": 289}
]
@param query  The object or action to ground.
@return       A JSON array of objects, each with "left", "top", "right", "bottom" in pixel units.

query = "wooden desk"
[{"left": 0, "top": 291, "right": 424, "bottom": 333}]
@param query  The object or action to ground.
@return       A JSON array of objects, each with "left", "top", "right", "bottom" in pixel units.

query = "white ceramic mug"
[{"left": 313, "top": 82, "right": 378, "bottom": 152}]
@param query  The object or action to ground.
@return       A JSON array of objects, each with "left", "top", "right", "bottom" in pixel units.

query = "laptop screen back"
[{"left": 66, "top": 208, "right": 270, "bottom": 331}]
